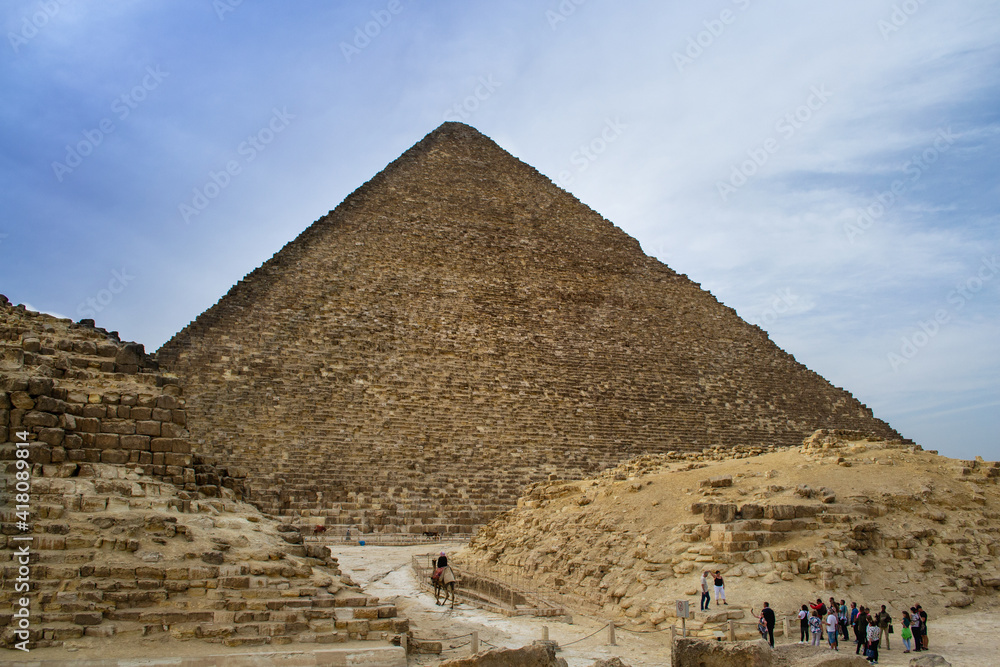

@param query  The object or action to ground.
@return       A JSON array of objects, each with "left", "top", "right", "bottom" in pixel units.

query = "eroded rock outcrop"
[{"left": 461, "top": 432, "right": 999, "bottom": 638}]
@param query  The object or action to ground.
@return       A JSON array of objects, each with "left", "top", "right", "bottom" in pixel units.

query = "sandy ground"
[{"left": 331, "top": 542, "right": 1000, "bottom": 667}]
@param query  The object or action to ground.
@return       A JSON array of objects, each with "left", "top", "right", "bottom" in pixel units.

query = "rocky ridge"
[{"left": 461, "top": 432, "right": 1000, "bottom": 637}]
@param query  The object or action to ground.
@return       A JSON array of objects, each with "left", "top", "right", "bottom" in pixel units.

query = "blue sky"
[{"left": 2, "top": 1, "right": 997, "bottom": 460}]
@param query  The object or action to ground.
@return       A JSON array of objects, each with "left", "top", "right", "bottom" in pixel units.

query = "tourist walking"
[
  {"left": 839, "top": 599, "right": 849, "bottom": 640},
  {"left": 809, "top": 610, "right": 822, "bottom": 646},
  {"left": 700, "top": 571, "right": 711, "bottom": 611},
  {"left": 900, "top": 611, "right": 912, "bottom": 653},
  {"left": 798, "top": 604, "right": 809, "bottom": 643},
  {"left": 713, "top": 570, "right": 727, "bottom": 605}
]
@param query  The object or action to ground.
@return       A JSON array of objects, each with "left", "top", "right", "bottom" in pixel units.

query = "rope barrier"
[
  {"left": 617, "top": 624, "right": 675, "bottom": 634},
  {"left": 441, "top": 639, "right": 473, "bottom": 652},
  {"left": 409, "top": 630, "right": 473, "bottom": 642},
  {"left": 559, "top": 623, "right": 610, "bottom": 647}
]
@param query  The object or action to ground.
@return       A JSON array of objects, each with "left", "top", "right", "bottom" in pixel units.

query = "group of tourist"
[
  {"left": 786, "top": 597, "right": 929, "bottom": 663},
  {"left": 699, "top": 574, "right": 932, "bottom": 664}
]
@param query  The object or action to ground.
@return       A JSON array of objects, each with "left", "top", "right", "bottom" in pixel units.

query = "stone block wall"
[
  {"left": 0, "top": 305, "right": 245, "bottom": 501},
  {"left": 0, "top": 301, "right": 406, "bottom": 650}
]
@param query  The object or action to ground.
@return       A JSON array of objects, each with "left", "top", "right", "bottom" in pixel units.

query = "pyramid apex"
[
  {"left": 430, "top": 120, "right": 487, "bottom": 135},
  {"left": 414, "top": 121, "right": 497, "bottom": 152}
]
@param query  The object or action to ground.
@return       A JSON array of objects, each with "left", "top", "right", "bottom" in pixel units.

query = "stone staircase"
[{"left": 0, "top": 460, "right": 408, "bottom": 649}]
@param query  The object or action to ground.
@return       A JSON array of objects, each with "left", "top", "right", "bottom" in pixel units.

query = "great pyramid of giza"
[{"left": 156, "top": 122, "right": 904, "bottom": 534}]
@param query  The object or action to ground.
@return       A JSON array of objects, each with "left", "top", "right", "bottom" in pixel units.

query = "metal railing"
[
  {"left": 411, "top": 554, "right": 566, "bottom": 617},
  {"left": 303, "top": 531, "right": 470, "bottom": 547}
]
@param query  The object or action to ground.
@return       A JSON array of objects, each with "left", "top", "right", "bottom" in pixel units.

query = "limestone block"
[
  {"left": 27, "top": 377, "right": 54, "bottom": 396},
  {"left": 352, "top": 607, "right": 379, "bottom": 619},
  {"left": 115, "top": 342, "right": 145, "bottom": 365},
  {"left": 130, "top": 407, "right": 152, "bottom": 420},
  {"left": 121, "top": 435, "right": 151, "bottom": 451},
  {"left": 156, "top": 395, "right": 181, "bottom": 410},
  {"left": 10, "top": 392, "right": 34, "bottom": 409},
  {"left": 73, "top": 612, "right": 103, "bottom": 625},
  {"left": 75, "top": 417, "right": 100, "bottom": 432},
  {"left": 136, "top": 420, "right": 161, "bottom": 436},
  {"left": 95, "top": 433, "right": 119, "bottom": 449},
  {"left": 101, "top": 450, "right": 129, "bottom": 464},
  {"left": 82, "top": 404, "right": 106, "bottom": 418},
  {"left": 152, "top": 437, "right": 184, "bottom": 453},
  {"left": 35, "top": 396, "right": 69, "bottom": 413},
  {"left": 37, "top": 427, "right": 65, "bottom": 446},
  {"left": 164, "top": 452, "right": 192, "bottom": 466},
  {"left": 36, "top": 535, "right": 66, "bottom": 550},
  {"left": 222, "top": 577, "right": 251, "bottom": 589},
  {"left": 66, "top": 535, "right": 97, "bottom": 549},
  {"left": 96, "top": 342, "right": 118, "bottom": 357},
  {"left": 80, "top": 496, "right": 108, "bottom": 512},
  {"left": 23, "top": 410, "right": 58, "bottom": 428},
  {"left": 101, "top": 419, "right": 135, "bottom": 435},
  {"left": 703, "top": 504, "right": 737, "bottom": 524}
]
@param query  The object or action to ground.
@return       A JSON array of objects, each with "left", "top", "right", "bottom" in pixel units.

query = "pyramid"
[{"left": 156, "top": 122, "right": 904, "bottom": 533}]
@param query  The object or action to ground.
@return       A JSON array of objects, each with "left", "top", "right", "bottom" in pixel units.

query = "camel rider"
[{"left": 432, "top": 552, "right": 448, "bottom": 580}]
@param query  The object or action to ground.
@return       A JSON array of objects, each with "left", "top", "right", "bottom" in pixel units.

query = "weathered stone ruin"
[
  {"left": 461, "top": 432, "right": 1000, "bottom": 635},
  {"left": 155, "top": 122, "right": 903, "bottom": 535},
  {"left": 0, "top": 301, "right": 406, "bottom": 652}
]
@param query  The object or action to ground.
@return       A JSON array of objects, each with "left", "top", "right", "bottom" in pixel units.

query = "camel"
[{"left": 432, "top": 565, "right": 457, "bottom": 608}]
